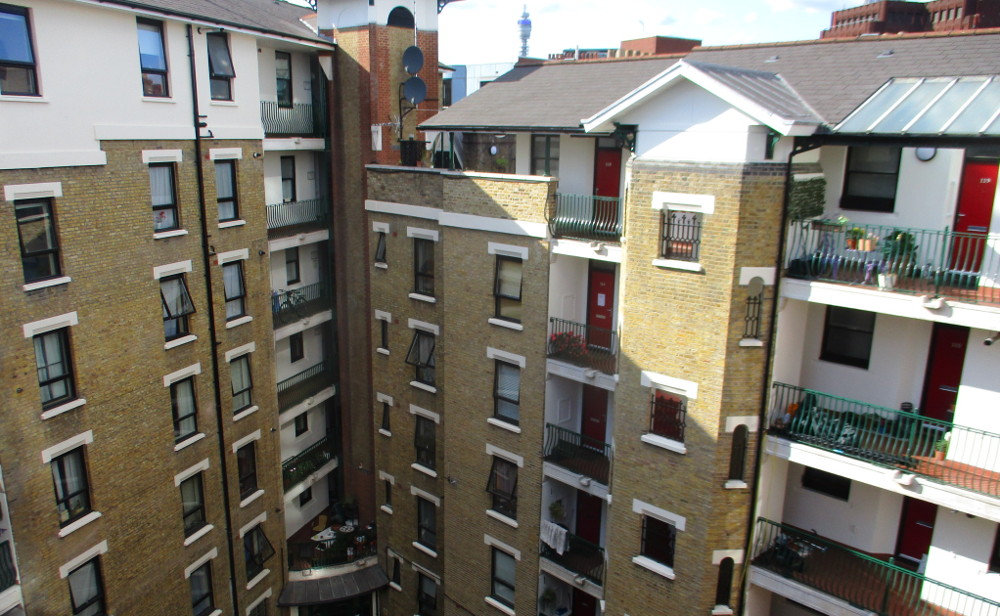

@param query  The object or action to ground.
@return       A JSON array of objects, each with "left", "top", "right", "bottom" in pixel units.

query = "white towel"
[{"left": 541, "top": 520, "right": 569, "bottom": 555}]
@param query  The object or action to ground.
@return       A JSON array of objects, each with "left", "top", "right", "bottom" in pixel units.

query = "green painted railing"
[
  {"left": 272, "top": 281, "right": 330, "bottom": 326},
  {"left": 550, "top": 193, "right": 623, "bottom": 242},
  {"left": 548, "top": 317, "right": 618, "bottom": 375},
  {"left": 0, "top": 540, "right": 15, "bottom": 593},
  {"left": 786, "top": 221, "right": 1000, "bottom": 304},
  {"left": 543, "top": 423, "right": 611, "bottom": 485},
  {"left": 540, "top": 529, "right": 606, "bottom": 586},
  {"left": 282, "top": 436, "right": 337, "bottom": 491},
  {"left": 751, "top": 518, "right": 1000, "bottom": 616},
  {"left": 260, "top": 100, "right": 322, "bottom": 136},
  {"left": 266, "top": 197, "right": 328, "bottom": 230},
  {"left": 769, "top": 382, "right": 1000, "bottom": 496}
]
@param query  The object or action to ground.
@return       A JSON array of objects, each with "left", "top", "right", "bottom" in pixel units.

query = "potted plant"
[
  {"left": 858, "top": 232, "right": 877, "bottom": 252},
  {"left": 882, "top": 229, "right": 918, "bottom": 275},
  {"left": 548, "top": 499, "right": 565, "bottom": 521},
  {"left": 845, "top": 227, "right": 865, "bottom": 249},
  {"left": 549, "top": 331, "right": 588, "bottom": 362},
  {"left": 877, "top": 262, "right": 897, "bottom": 290},
  {"left": 933, "top": 433, "right": 950, "bottom": 461},
  {"left": 811, "top": 214, "right": 849, "bottom": 232}
]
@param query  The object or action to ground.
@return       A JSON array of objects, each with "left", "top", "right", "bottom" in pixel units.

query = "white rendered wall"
[
  {"left": 275, "top": 324, "right": 326, "bottom": 381},
  {"left": 923, "top": 511, "right": 1000, "bottom": 610},
  {"left": 755, "top": 455, "right": 790, "bottom": 526},
  {"left": 269, "top": 244, "right": 324, "bottom": 291},
  {"left": 257, "top": 46, "right": 315, "bottom": 106},
  {"left": 319, "top": 0, "right": 439, "bottom": 31},
  {"left": 770, "top": 297, "right": 809, "bottom": 388},
  {"left": 280, "top": 405, "right": 326, "bottom": 457},
  {"left": 949, "top": 329, "right": 1000, "bottom": 472},
  {"left": 547, "top": 254, "right": 590, "bottom": 323},
  {"left": 263, "top": 152, "right": 320, "bottom": 205},
  {"left": 545, "top": 376, "right": 582, "bottom": 431},
  {"left": 284, "top": 474, "right": 330, "bottom": 538},
  {"left": 555, "top": 135, "right": 596, "bottom": 195}
]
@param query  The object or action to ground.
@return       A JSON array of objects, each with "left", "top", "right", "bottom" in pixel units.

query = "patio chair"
[{"left": 313, "top": 514, "right": 328, "bottom": 532}]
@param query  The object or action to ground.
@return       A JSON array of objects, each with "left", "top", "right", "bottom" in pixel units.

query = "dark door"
[
  {"left": 580, "top": 384, "right": 608, "bottom": 445},
  {"left": 920, "top": 323, "right": 968, "bottom": 423},
  {"left": 951, "top": 160, "right": 997, "bottom": 273},
  {"left": 586, "top": 264, "right": 615, "bottom": 349},
  {"left": 895, "top": 497, "right": 938, "bottom": 566},
  {"left": 593, "top": 147, "right": 621, "bottom": 198},
  {"left": 572, "top": 588, "right": 598, "bottom": 616},
  {"left": 575, "top": 492, "right": 603, "bottom": 545}
]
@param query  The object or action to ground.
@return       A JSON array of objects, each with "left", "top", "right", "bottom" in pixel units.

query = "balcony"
[
  {"left": 272, "top": 281, "right": 331, "bottom": 327},
  {"left": 282, "top": 436, "right": 337, "bottom": 491},
  {"left": 266, "top": 197, "right": 329, "bottom": 231},
  {"left": 769, "top": 382, "right": 1000, "bottom": 497},
  {"left": 549, "top": 193, "right": 623, "bottom": 242},
  {"left": 0, "top": 541, "right": 15, "bottom": 593},
  {"left": 288, "top": 521, "right": 376, "bottom": 573},
  {"left": 543, "top": 423, "right": 611, "bottom": 485},
  {"left": 785, "top": 221, "right": 1000, "bottom": 306},
  {"left": 548, "top": 318, "right": 618, "bottom": 375},
  {"left": 277, "top": 360, "right": 334, "bottom": 411},
  {"left": 260, "top": 101, "right": 323, "bottom": 136},
  {"left": 750, "top": 518, "right": 1000, "bottom": 616},
  {"left": 539, "top": 529, "right": 605, "bottom": 586}
]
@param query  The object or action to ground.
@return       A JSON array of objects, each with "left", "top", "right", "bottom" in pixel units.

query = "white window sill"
[
  {"left": 376, "top": 348, "right": 390, "bottom": 356},
  {"left": 218, "top": 219, "right": 246, "bottom": 229},
  {"left": 41, "top": 398, "right": 87, "bottom": 420},
  {"left": 412, "top": 542, "right": 438, "bottom": 558},
  {"left": 378, "top": 428, "right": 392, "bottom": 438},
  {"left": 486, "top": 509, "right": 518, "bottom": 528},
  {"left": 0, "top": 94, "right": 48, "bottom": 103},
  {"left": 486, "top": 417, "right": 521, "bottom": 434},
  {"left": 226, "top": 315, "right": 253, "bottom": 329},
  {"left": 165, "top": 334, "right": 198, "bottom": 350},
  {"left": 246, "top": 568, "right": 269, "bottom": 590},
  {"left": 410, "top": 381, "right": 437, "bottom": 394},
  {"left": 210, "top": 100, "right": 238, "bottom": 107},
  {"left": 240, "top": 489, "right": 265, "bottom": 508},
  {"left": 183, "top": 524, "right": 214, "bottom": 546},
  {"left": 24, "top": 276, "right": 71, "bottom": 292},
  {"left": 739, "top": 339, "right": 764, "bottom": 347},
  {"left": 641, "top": 433, "right": 687, "bottom": 455},
  {"left": 487, "top": 318, "right": 523, "bottom": 331},
  {"left": 233, "top": 405, "right": 259, "bottom": 422},
  {"left": 712, "top": 606, "right": 734, "bottom": 616},
  {"left": 141, "top": 96, "right": 175, "bottom": 104},
  {"left": 58, "top": 511, "right": 102, "bottom": 537},
  {"left": 651, "top": 258, "right": 704, "bottom": 273},
  {"left": 154, "top": 229, "right": 188, "bottom": 240},
  {"left": 632, "top": 555, "right": 675, "bottom": 580},
  {"left": 485, "top": 596, "right": 516, "bottom": 616},
  {"left": 409, "top": 293, "right": 437, "bottom": 304},
  {"left": 206, "top": 610, "right": 222, "bottom": 616},
  {"left": 389, "top": 582, "right": 402, "bottom": 592},
  {"left": 174, "top": 433, "right": 206, "bottom": 451},
  {"left": 724, "top": 480, "right": 748, "bottom": 490},
  {"left": 380, "top": 505, "right": 393, "bottom": 515},
  {"left": 411, "top": 463, "right": 438, "bottom": 478},
  {"left": 374, "top": 262, "right": 388, "bottom": 270}
]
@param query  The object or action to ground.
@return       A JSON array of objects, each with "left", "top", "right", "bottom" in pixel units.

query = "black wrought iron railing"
[
  {"left": 282, "top": 436, "right": 337, "bottom": 491},
  {"left": 260, "top": 100, "right": 322, "bottom": 136},
  {"left": 266, "top": 197, "right": 329, "bottom": 230},
  {"left": 271, "top": 281, "right": 330, "bottom": 326},
  {"left": 548, "top": 317, "right": 618, "bottom": 375},
  {"left": 750, "top": 518, "right": 1000, "bottom": 616},
  {"left": 539, "top": 530, "right": 606, "bottom": 586},
  {"left": 543, "top": 423, "right": 611, "bottom": 485},
  {"left": 288, "top": 528, "right": 376, "bottom": 572},
  {"left": 550, "top": 193, "right": 623, "bottom": 242},
  {"left": 0, "top": 540, "right": 16, "bottom": 593}
]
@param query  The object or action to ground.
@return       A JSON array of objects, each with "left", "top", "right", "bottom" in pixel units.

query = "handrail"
[
  {"left": 272, "top": 281, "right": 330, "bottom": 325},
  {"left": 543, "top": 423, "right": 612, "bottom": 485},
  {"left": 277, "top": 361, "right": 329, "bottom": 395},
  {"left": 548, "top": 317, "right": 618, "bottom": 374},
  {"left": 539, "top": 528, "right": 606, "bottom": 585},
  {"left": 260, "top": 100, "right": 319, "bottom": 136},
  {"left": 550, "top": 193, "right": 624, "bottom": 242},
  {"left": 266, "top": 197, "right": 328, "bottom": 230},
  {"left": 282, "top": 436, "right": 336, "bottom": 490}
]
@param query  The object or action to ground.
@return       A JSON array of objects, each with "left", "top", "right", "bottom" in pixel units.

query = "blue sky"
[{"left": 438, "top": 0, "right": 890, "bottom": 64}]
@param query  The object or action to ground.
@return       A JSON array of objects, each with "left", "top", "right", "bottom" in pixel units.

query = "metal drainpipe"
[{"left": 186, "top": 24, "right": 241, "bottom": 616}]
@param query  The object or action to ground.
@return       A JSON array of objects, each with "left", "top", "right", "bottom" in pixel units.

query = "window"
[
  {"left": 414, "top": 417, "right": 435, "bottom": 470},
  {"left": 380, "top": 402, "right": 390, "bottom": 432},
  {"left": 820, "top": 306, "right": 875, "bottom": 369},
  {"left": 841, "top": 146, "right": 901, "bottom": 212},
  {"left": 494, "top": 256, "right": 523, "bottom": 322},
  {"left": 171, "top": 377, "right": 198, "bottom": 442},
  {"left": 0, "top": 4, "right": 38, "bottom": 96},
  {"left": 34, "top": 328, "right": 75, "bottom": 409},
  {"left": 15, "top": 198, "right": 61, "bottom": 283},
  {"left": 180, "top": 473, "right": 206, "bottom": 536},
  {"left": 161, "top": 274, "right": 196, "bottom": 341},
  {"left": 493, "top": 361, "right": 520, "bottom": 425},
  {"left": 728, "top": 425, "right": 748, "bottom": 482},
  {"left": 405, "top": 331, "right": 435, "bottom": 386},
  {"left": 298, "top": 486, "right": 312, "bottom": 507},
  {"left": 659, "top": 210, "right": 702, "bottom": 262},
  {"left": 137, "top": 19, "right": 168, "bottom": 97},
  {"left": 280, "top": 156, "right": 296, "bottom": 202},
  {"left": 641, "top": 516, "right": 676, "bottom": 568},
  {"left": 249, "top": 602, "right": 266, "bottom": 616},
  {"left": 285, "top": 247, "right": 300, "bottom": 284},
  {"left": 294, "top": 412, "right": 308, "bottom": 437},
  {"left": 417, "top": 497, "right": 436, "bottom": 550},
  {"left": 236, "top": 442, "right": 257, "bottom": 498},
  {"left": 243, "top": 525, "right": 275, "bottom": 579},
  {"left": 391, "top": 557, "right": 401, "bottom": 585},
  {"left": 51, "top": 448, "right": 90, "bottom": 525},
  {"left": 531, "top": 134, "right": 559, "bottom": 177},
  {"left": 289, "top": 332, "right": 304, "bottom": 363},
  {"left": 650, "top": 390, "right": 686, "bottom": 443},
  {"left": 387, "top": 6, "right": 415, "bottom": 28},
  {"left": 417, "top": 574, "right": 437, "bottom": 616},
  {"left": 487, "top": 457, "right": 517, "bottom": 519},
  {"left": 230, "top": 355, "right": 253, "bottom": 413},
  {"left": 223, "top": 261, "right": 246, "bottom": 320},
  {"left": 491, "top": 548, "right": 516, "bottom": 608},
  {"left": 384, "top": 480, "right": 392, "bottom": 509},
  {"left": 802, "top": 467, "right": 851, "bottom": 501},
  {"left": 379, "top": 319, "right": 389, "bottom": 351},
  {"left": 67, "top": 558, "right": 105, "bottom": 615},
  {"left": 413, "top": 238, "right": 434, "bottom": 296},
  {"left": 375, "top": 231, "right": 387, "bottom": 264},
  {"left": 215, "top": 160, "right": 238, "bottom": 221},
  {"left": 275, "top": 51, "right": 292, "bottom": 107},
  {"left": 716, "top": 558, "right": 735, "bottom": 607},
  {"left": 189, "top": 562, "right": 214, "bottom": 616},
  {"left": 989, "top": 527, "right": 1000, "bottom": 573},
  {"left": 150, "top": 163, "right": 179, "bottom": 231},
  {"left": 206, "top": 32, "right": 235, "bottom": 101}
]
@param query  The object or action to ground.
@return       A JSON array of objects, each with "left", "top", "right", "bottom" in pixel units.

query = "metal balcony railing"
[
  {"left": 751, "top": 518, "right": 1000, "bottom": 616},
  {"left": 266, "top": 197, "right": 328, "bottom": 231},
  {"left": 282, "top": 436, "right": 337, "bottom": 491},
  {"left": 288, "top": 527, "right": 376, "bottom": 572},
  {"left": 543, "top": 423, "right": 611, "bottom": 485},
  {"left": 785, "top": 221, "right": 1000, "bottom": 305},
  {"left": 539, "top": 529, "right": 605, "bottom": 586},
  {"left": 272, "top": 281, "right": 330, "bottom": 326},
  {"left": 548, "top": 317, "right": 618, "bottom": 375},
  {"left": 549, "top": 193, "right": 624, "bottom": 242},
  {"left": 260, "top": 101, "right": 321, "bottom": 136},
  {"left": 0, "top": 540, "right": 16, "bottom": 593},
  {"left": 769, "top": 382, "right": 1000, "bottom": 497},
  {"left": 277, "top": 360, "right": 333, "bottom": 412}
]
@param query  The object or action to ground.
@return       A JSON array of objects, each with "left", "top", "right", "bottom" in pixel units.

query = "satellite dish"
[
  {"left": 403, "top": 77, "right": 427, "bottom": 105},
  {"left": 402, "top": 46, "right": 424, "bottom": 75},
  {"left": 748, "top": 276, "right": 765, "bottom": 296}
]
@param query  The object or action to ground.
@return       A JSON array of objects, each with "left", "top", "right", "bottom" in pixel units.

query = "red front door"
[
  {"left": 571, "top": 588, "right": 598, "bottom": 616},
  {"left": 895, "top": 497, "right": 938, "bottom": 566},
  {"left": 575, "top": 492, "right": 603, "bottom": 545},
  {"left": 581, "top": 384, "right": 608, "bottom": 446},
  {"left": 586, "top": 264, "right": 615, "bottom": 349},
  {"left": 951, "top": 160, "right": 998, "bottom": 273},
  {"left": 920, "top": 323, "right": 968, "bottom": 423},
  {"left": 593, "top": 147, "right": 622, "bottom": 236}
]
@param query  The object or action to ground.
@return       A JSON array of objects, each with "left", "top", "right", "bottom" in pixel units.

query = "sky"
[{"left": 437, "top": 0, "right": 888, "bottom": 65}]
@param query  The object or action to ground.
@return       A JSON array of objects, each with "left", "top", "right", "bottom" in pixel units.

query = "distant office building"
[{"left": 822, "top": 0, "right": 1000, "bottom": 38}]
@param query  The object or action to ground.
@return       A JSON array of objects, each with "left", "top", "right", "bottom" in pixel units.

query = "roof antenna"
[{"left": 518, "top": 5, "right": 532, "bottom": 58}]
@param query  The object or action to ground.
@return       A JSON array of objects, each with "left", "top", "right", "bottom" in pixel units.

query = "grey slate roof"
[
  {"left": 101, "top": 0, "right": 328, "bottom": 44},
  {"left": 684, "top": 61, "right": 821, "bottom": 125},
  {"left": 277, "top": 564, "right": 389, "bottom": 606}
]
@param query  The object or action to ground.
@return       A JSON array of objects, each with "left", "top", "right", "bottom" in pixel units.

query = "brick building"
[{"left": 821, "top": 0, "right": 1000, "bottom": 38}]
